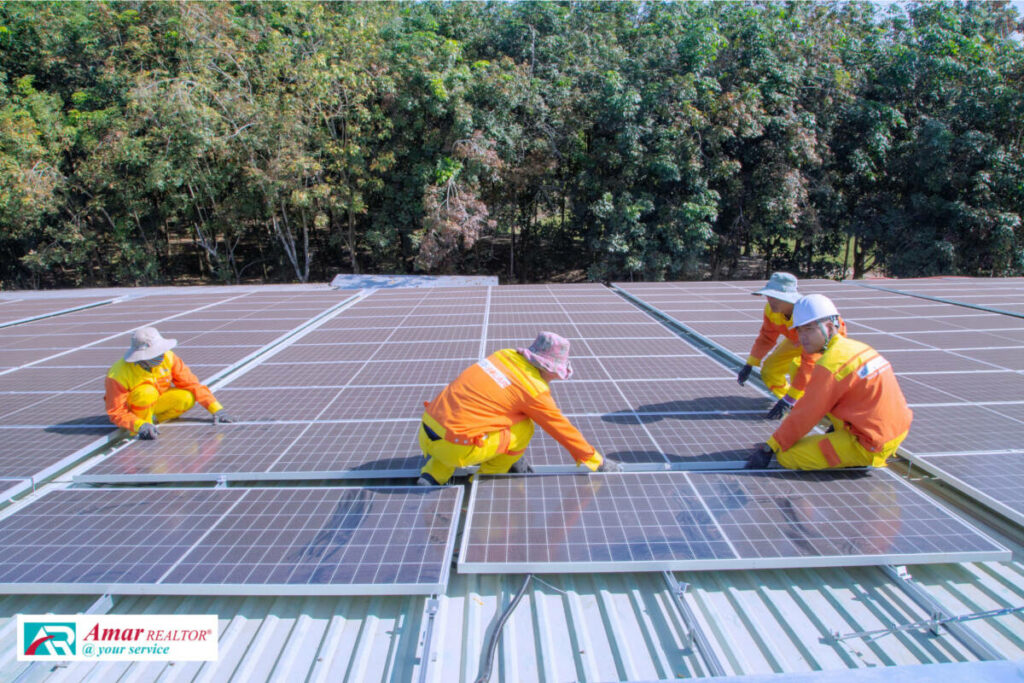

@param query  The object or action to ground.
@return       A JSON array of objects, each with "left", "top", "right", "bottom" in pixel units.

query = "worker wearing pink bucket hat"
[{"left": 416, "top": 331, "right": 621, "bottom": 485}]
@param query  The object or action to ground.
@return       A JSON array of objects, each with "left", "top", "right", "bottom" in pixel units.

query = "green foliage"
[{"left": 0, "top": 0, "right": 1021, "bottom": 288}]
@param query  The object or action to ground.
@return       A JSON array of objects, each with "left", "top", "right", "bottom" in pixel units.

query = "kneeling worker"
[
  {"left": 746, "top": 295, "right": 912, "bottom": 470},
  {"left": 105, "top": 327, "right": 234, "bottom": 440},
  {"left": 417, "top": 331, "right": 620, "bottom": 485}
]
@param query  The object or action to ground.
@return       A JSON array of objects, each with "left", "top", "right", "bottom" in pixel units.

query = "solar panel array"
[
  {"left": 0, "top": 281, "right": 1013, "bottom": 596},
  {"left": 0, "top": 294, "right": 114, "bottom": 328},
  {"left": 79, "top": 285, "right": 781, "bottom": 484},
  {"left": 0, "top": 290, "right": 350, "bottom": 483},
  {"left": 853, "top": 277, "right": 1024, "bottom": 317},
  {"left": 615, "top": 279, "right": 1024, "bottom": 526},
  {"left": 459, "top": 471, "right": 1010, "bottom": 573},
  {"left": 0, "top": 486, "right": 462, "bottom": 595}
]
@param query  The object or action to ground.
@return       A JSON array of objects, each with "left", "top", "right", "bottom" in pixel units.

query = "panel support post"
[
  {"left": 883, "top": 565, "right": 1004, "bottom": 660},
  {"left": 662, "top": 572, "right": 726, "bottom": 677},
  {"left": 417, "top": 596, "right": 440, "bottom": 683}
]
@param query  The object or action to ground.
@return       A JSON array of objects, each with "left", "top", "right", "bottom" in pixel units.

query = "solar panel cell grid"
[
  {"left": 901, "top": 405, "right": 1024, "bottom": 454},
  {"left": 524, "top": 415, "right": 665, "bottom": 468},
  {"left": 0, "top": 486, "right": 462, "bottom": 595},
  {"left": 212, "top": 387, "right": 343, "bottom": 422},
  {"left": 915, "top": 453, "right": 1024, "bottom": 525},
  {"left": 320, "top": 385, "right": 446, "bottom": 421},
  {"left": 459, "top": 471, "right": 1009, "bottom": 573},
  {"left": 0, "top": 427, "right": 113, "bottom": 477},
  {"left": 227, "top": 362, "right": 365, "bottom": 389}
]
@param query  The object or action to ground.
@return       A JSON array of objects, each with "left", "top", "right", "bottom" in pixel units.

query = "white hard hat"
[{"left": 790, "top": 294, "right": 839, "bottom": 328}]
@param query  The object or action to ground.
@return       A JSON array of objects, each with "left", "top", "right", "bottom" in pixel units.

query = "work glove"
[
  {"left": 744, "top": 443, "right": 774, "bottom": 470},
  {"left": 766, "top": 395, "right": 796, "bottom": 420},
  {"left": 137, "top": 422, "right": 159, "bottom": 440},
  {"left": 737, "top": 364, "right": 753, "bottom": 385},
  {"left": 596, "top": 457, "right": 622, "bottom": 473},
  {"left": 578, "top": 451, "right": 604, "bottom": 472},
  {"left": 213, "top": 410, "right": 235, "bottom": 425},
  {"left": 508, "top": 459, "right": 534, "bottom": 474}
]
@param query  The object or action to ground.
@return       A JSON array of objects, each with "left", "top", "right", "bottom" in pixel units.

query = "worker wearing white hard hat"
[
  {"left": 104, "top": 327, "right": 235, "bottom": 440},
  {"left": 736, "top": 273, "right": 846, "bottom": 420},
  {"left": 745, "top": 294, "right": 913, "bottom": 470}
]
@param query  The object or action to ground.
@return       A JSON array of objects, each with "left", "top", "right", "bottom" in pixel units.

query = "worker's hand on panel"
[
  {"left": 596, "top": 456, "right": 622, "bottom": 473},
  {"left": 136, "top": 422, "right": 159, "bottom": 440},
  {"left": 766, "top": 396, "right": 795, "bottom": 420},
  {"left": 213, "top": 410, "right": 236, "bottom": 425},
  {"left": 744, "top": 443, "right": 774, "bottom": 470},
  {"left": 736, "top": 364, "right": 753, "bottom": 386}
]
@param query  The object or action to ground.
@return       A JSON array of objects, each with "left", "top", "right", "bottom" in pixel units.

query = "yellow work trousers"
[
  {"left": 129, "top": 385, "right": 196, "bottom": 429},
  {"left": 419, "top": 413, "right": 535, "bottom": 484},
  {"left": 761, "top": 338, "right": 802, "bottom": 398},
  {"left": 776, "top": 415, "right": 908, "bottom": 470}
]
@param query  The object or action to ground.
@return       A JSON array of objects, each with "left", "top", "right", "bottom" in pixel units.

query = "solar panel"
[
  {"left": 0, "top": 486, "right": 462, "bottom": 595},
  {"left": 901, "top": 405, "right": 1024, "bottom": 455},
  {"left": 0, "top": 427, "right": 114, "bottom": 477},
  {"left": 914, "top": 452, "right": 1024, "bottom": 526},
  {"left": 458, "top": 471, "right": 1010, "bottom": 573},
  {"left": 74, "top": 420, "right": 425, "bottom": 483}
]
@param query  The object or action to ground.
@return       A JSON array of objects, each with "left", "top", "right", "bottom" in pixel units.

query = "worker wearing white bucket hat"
[
  {"left": 104, "top": 327, "right": 234, "bottom": 440},
  {"left": 737, "top": 272, "right": 846, "bottom": 420}
]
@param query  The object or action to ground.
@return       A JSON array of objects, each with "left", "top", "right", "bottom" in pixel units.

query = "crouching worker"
[
  {"left": 746, "top": 295, "right": 912, "bottom": 470},
  {"left": 105, "top": 327, "right": 235, "bottom": 440},
  {"left": 417, "top": 331, "right": 621, "bottom": 485}
]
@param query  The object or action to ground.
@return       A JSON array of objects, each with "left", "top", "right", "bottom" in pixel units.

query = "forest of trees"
[{"left": 1, "top": 1, "right": 1022, "bottom": 288}]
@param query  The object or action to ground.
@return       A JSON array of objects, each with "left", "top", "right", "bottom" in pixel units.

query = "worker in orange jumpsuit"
[
  {"left": 416, "top": 331, "right": 621, "bottom": 485},
  {"left": 104, "top": 327, "right": 234, "bottom": 440},
  {"left": 745, "top": 295, "right": 913, "bottom": 470},
  {"left": 737, "top": 272, "right": 846, "bottom": 420}
]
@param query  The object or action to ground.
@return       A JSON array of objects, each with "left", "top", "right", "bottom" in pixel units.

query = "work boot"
[{"left": 416, "top": 472, "right": 440, "bottom": 486}]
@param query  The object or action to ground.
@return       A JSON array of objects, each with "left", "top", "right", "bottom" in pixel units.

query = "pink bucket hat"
[
  {"left": 124, "top": 327, "right": 177, "bottom": 363},
  {"left": 518, "top": 331, "right": 573, "bottom": 380}
]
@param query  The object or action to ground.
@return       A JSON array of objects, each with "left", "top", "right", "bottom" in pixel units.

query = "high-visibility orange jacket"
[
  {"left": 748, "top": 304, "right": 848, "bottom": 402},
  {"left": 768, "top": 335, "right": 913, "bottom": 454},
  {"left": 424, "top": 348, "right": 596, "bottom": 463},
  {"left": 104, "top": 351, "right": 222, "bottom": 432},
  {"left": 747, "top": 303, "right": 800, "bottom": 366}
]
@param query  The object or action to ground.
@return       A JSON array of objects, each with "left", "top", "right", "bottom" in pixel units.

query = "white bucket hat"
[
  {"left": 752, "top": 272, "right": 801, "bottom": 304},
  {"left": 124, "top": 327, "right": 177, "bottom": 363}
]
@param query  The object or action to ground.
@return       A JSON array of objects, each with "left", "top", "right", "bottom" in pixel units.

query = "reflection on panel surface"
[
  {"left": 0, "top": 486, "right": 462, "bottom": 595},
  {"left": 459, "top": 471, "right": 1009, "bottom": 572}
]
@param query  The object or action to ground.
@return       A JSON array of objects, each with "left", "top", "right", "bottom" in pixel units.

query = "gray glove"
[
  {"left": 744, "top": 443, "right": 773, "bottom": 469},
  {"left": 137, "top": 422, "right": 159, "bottom": 440},
  {"left": 766, "top": 395, "right": 796, "bottom": 420},
  {"left": 213, "top": 410, "right": 235, "bottom": 424},
  {"left": 597, "top": 457, "right": 622, "bottom": 473},
  {"left": 737, "top": 364, "right": 753, "bottom": 385}
]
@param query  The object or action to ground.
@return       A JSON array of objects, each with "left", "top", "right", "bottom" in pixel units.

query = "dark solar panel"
[
  {"left": 0, "top": 427, "right": 114, "bottom": 477},
  {"left": 76, "top": 420, "right": 425, "bottom": 483},
  {"left": 900, "top": 405, "right": 1024, "bottom": 455},
  {"left": 458, "top": 471, "right": 1009, "bottom": 573},
  {"left": 915, "top": 452, "right": 1024, "bottom": 526},
  {"left": 0, "top": 486, "right": 462, "bottom": 595}
]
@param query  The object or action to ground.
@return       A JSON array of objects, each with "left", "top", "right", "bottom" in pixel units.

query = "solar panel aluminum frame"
[
  {"left": 0, "top": 485, "right": 464, "bottom": 596},
  {"left": 0, "top": 297, "right": 117, "bottom": 330},
  {"left": 456, "top": 471, "right": 1012, "bottom": 574},
  {"left": 904, "top": 452, "right": 1024, "bottom": 527},
  {"left": 194, "top": 290, "right": 368, "bottom": 387}
]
